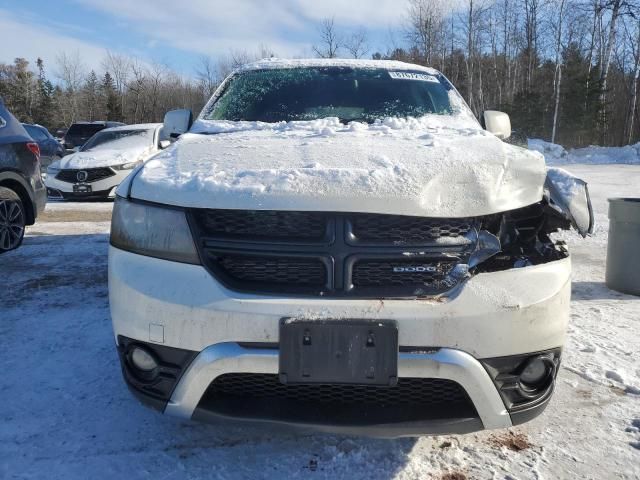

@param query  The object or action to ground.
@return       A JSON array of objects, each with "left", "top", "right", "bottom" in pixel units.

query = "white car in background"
[{"left": 46, "top": 123, "right": 166, "bottom": 200}]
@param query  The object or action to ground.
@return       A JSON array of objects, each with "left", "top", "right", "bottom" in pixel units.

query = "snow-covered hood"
[
  {"left": 54, "top": 145, "right": 152, "bottom": 170},
  {"left": 129, "top": 116, "right": 547, "bottom": 217}
]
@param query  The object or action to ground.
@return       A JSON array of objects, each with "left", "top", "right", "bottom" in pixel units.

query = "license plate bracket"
[{"left": 279, "top": 319, "right": 398, "bottom": 386}]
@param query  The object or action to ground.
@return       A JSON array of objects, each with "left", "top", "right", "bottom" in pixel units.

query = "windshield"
[
  {"left": 81, "top": 129, "right": 153, "bottom": 152},
  {"left": 203, "top": 67, "right": 455, "bottom": 124}
]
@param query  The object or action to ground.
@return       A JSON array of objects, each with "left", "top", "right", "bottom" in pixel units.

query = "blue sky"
[{"left": 0, "top": 0, "right": 407, "bottom": 78}]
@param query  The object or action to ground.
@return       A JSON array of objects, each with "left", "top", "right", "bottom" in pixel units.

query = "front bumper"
[
  {"left": 171, "top": 343, "right": 511, "bottom": 434},
  {"left": 45, "top": 169, "right": 129, "bottom": 199},
  {"left": 109, "top": 247, "right": 571, "bottom": 436}
]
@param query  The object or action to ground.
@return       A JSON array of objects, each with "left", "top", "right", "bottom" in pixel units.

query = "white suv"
[{"left": 109, "top": 59, "right": 593, "bottom": 437}]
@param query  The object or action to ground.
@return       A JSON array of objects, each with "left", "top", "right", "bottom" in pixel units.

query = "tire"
[{"left": 0, "top": 186, "right": 26, "bottom": 254}]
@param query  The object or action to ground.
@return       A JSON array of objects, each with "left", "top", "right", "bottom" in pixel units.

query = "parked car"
[
  {"left": 61, "top": 121, "right": 125, "bottom": 153},
  {"left": 109, "top": 59, "right": 593, "bottom": 437},
  {"left": 54, "top": 128, "right": 67, "bottom": 143},
  {"left": 46, "top": 123, "right": 165, "bottom": 200},
  {"left": 0, "top": 98, "right": 46, "bottom": 254},
  {"left": 22, "top": 123, "right": 65, "bottom": 170}
]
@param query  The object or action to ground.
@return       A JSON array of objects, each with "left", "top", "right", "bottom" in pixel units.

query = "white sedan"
[{"left": 45, "top": 123, "right": 167, "bottom": 200}]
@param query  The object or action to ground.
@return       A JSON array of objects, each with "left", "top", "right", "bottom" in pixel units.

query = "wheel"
[{"left": 0, "top": 187, "right": 26, "bottom": 254}]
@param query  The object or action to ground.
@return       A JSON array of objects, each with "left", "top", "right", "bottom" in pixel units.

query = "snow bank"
[
  {"left": 528, "top": 139, "right": 568, "bottom": 161},
  {"left": 529, "top": 138, "right": 640, "bottom": 165}
]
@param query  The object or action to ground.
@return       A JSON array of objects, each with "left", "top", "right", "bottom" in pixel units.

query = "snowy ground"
[{"left": 1, "top": 166, "right": 639, "bottom": 480}]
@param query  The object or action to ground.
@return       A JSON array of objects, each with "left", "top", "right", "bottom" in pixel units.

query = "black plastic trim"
[
  {"left": 509, "top": 387, "right": 554, "bottom": 425},
  {"left": 481, "top": 348, "right": 561, "bottom": 414},
  {"left": 193, "top": 373, "right": 481, "bottom": 437},
  {"left": 191, "top": 408, "right": 484, "bottom": 438},
  {"left": 116, "top": 336, "right": 198, "bottom": 412}
]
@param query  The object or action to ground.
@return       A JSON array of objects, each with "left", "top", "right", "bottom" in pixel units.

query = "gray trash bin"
[{"left": 606, "top": 198, "right": 640, "bottom": 296}]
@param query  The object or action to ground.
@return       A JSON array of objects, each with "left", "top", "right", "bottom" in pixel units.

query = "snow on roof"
[
  {"left": 102, "top": 123, "right": 162, "bottom": 132},
  {"left": 237, "top": 58, "right": 441, "bottom": 75}
]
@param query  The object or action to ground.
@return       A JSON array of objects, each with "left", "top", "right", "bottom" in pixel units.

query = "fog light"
[
  {"left": 519, "top": 356, "right": 553, "bottom": 388},
  {"left": 130, "top": 347, "right": 158, "bottom": 371}
]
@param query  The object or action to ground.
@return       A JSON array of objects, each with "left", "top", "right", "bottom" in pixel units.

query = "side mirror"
[
  {"left": 159, "top": 140, "right": 171, "bottom": 149},
  {"left": 483, "top": 111, "right": 511, "bottom": 140},
  {"left": 163, "top": 109, "right": 193, "bottom": 139}
]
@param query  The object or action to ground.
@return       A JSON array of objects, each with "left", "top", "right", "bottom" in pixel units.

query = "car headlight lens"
[
  {"left": 110, "top": 196, "right": 200, "bottom": 264},
  {"left": 47, "top": 166, "right": 60, "bottom": 175},
  {"left": 113, "top": 161, "right": 142, "bottom": 171}
]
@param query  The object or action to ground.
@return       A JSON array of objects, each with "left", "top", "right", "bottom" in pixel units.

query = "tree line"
[{"left": 1, "top": 0, "right": 639, "bottom": 148}]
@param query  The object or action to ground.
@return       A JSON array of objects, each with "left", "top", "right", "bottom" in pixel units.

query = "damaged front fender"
[{"left": 544, "top": 167, "right": 595, "bottom": 237}]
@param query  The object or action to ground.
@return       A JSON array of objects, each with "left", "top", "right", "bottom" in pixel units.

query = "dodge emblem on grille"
[
  {"left": 76, "top": 170, "right": 88, "bottom": 182},
  {"left": 393, "top": 266, "right": 437, "bottom": 273}
]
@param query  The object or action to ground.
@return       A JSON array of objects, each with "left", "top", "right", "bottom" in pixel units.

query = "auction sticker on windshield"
[{"left": 388, "top": 72, "right": 439, "bottom": 82}]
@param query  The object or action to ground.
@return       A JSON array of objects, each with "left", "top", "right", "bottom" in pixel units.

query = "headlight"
[
  {"left": 112, "top": 160, "right": 143, "bottom": 171},
  {"left": 47, "top": 166, "right": 60, "bottom": 175},
  {"left": 110, "top": 196, "right": 200, "bottom": 264}
]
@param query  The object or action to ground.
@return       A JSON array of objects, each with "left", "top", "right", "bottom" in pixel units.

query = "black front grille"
[
  {"left": 56, "top": 167, "right": 115, "bottom": 183},
  {"left": 352, "top": 260, "right": 457, "bottom": 287},
  {"left": 189, "top": 209, "right": 477, "bottom": 298},
  {"left": 210, "top": 373, "right": 468, "bottom": 405},
  {"left": 197, "top": 373, "right": 478, "bottom": 426},
  {"left": 216, "top": 254, "right": 326, "bottom": 286},
  {"left": 192, "top": 210, "right": 328, "bottom": 241},
  {"left": 351, "top": 214, "right": 473, "bottom": 244}
]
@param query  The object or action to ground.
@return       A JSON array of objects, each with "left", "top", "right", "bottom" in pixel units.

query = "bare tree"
[
  {"left": 103, "top": 51, "right": 131, "bottom": 115},
  {"left": 460, "top": 0, "right": 488, "bottom": 113},
  {"left": 55, "top": 50, "right": 85, "bottom": 123},
  {"left": 624, "top": 17, "right": 640, "bottom": 143},
  {"left": 551, "top": 0, "right": 569, "bottom": 143},
  {"left": 313, "top": 17, "right": 341, "bottom": 58},
  {"left": 196, "top": 55, "right": 219, "bottom": 99},
  {"left": 406, "top": 0, "right": 447, "bottom": 65},
  {"left": 598, "top": 0, "right": 623, "bottom": 140},
  {"left": 344, "top": 28, "right": 369, "bottom": 59},
  {"left": 523, "top": 0, "right": 541, "bottom": 91}
]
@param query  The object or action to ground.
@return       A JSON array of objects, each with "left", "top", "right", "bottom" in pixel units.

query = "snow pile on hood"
[
  {"left": 130, "top": 115, "right": 546, "bottom": 217},
  {"left": 529, "top": 138, "right": 640, "bottom": 165},
  {"left": 53, "top": 144, "right": 153, "bottom": 170}
]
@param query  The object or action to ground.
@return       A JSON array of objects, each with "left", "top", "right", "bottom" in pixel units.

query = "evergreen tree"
[
  {"left": 101, "top": 72, "right": 122, "bottom": 121},
  {"left": 33, "top": 58, "right": 54, "bottom": 126},
  {"left": 83, "top": 70, "right": 100, "bottom": 121}
]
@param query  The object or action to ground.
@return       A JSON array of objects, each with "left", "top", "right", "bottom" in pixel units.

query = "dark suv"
[
  {"left": 22, "top": 123, "right": 65, "bottom": 170},
  {"left": 62, "top": 121, "right": 125, "bottom": 153},
  {"left": 0, "top": 98, "right": 46, "bottom": 253}
]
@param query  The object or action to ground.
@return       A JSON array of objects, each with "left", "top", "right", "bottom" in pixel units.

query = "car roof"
[
  {"left": 69, "top": 121, "right": 125, "bottom": 126},
  {"left": 237, "top": 58, "right": 441, "bottom": 76},
  {"left": 100, "top": 123, "right": 162, "bottom": 133},
  {"left": 22, "top": 123, "right": 47, "bottom": 130}
]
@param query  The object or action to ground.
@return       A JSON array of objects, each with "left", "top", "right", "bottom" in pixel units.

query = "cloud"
[
  {"left": 0, "top": 1, "right": 410, "bottom": 79},
  {"left": 0, "top": 9, "right": 113, "bottom": 74},
  {"left": 72, "top": 0, "right": 408, "bottom": 57}
]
